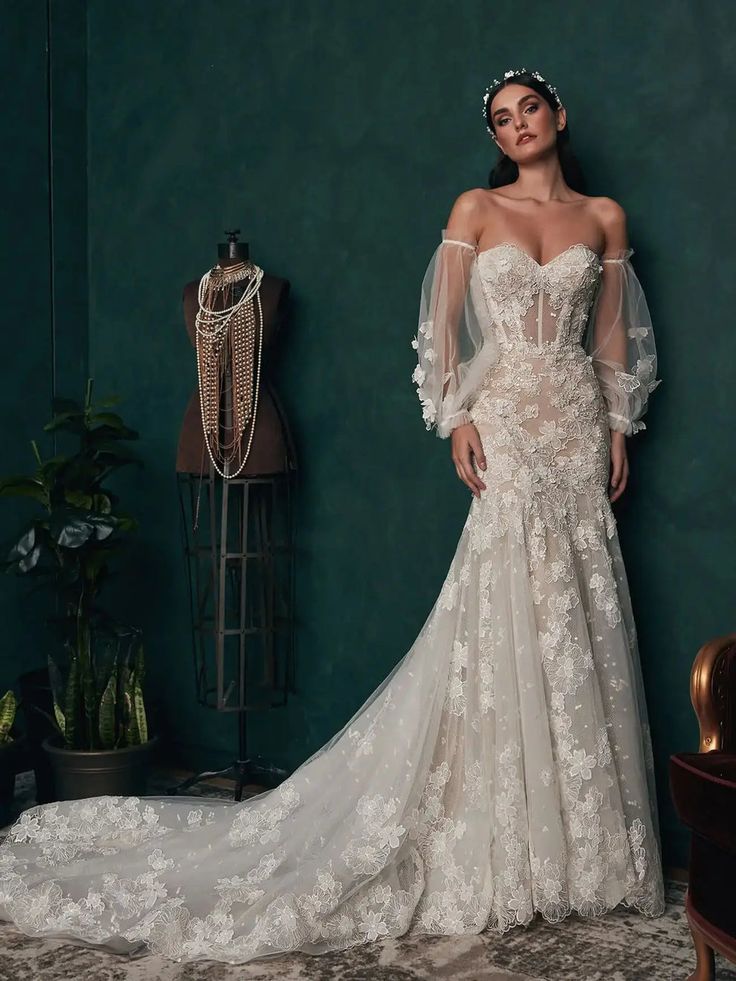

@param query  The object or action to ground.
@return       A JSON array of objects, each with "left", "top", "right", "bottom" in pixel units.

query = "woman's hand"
[
  {"left": 451, "top": 422, "right": 487, "bottom": 498},
  {"left": 609, "top": 430, "right": 629, "bottom": 503}
]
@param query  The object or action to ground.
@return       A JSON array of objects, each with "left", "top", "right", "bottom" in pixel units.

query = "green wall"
[
  {"left": 0, "top": 1, "right": 88, "bottom": 689},
  {"left": 6, "top": 0, "right": 736, "bottom": 872}
]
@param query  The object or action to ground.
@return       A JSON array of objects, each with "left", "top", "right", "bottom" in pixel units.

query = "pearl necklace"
[{"left": 195, "top": 260, "right": 265, "bottom": 479}]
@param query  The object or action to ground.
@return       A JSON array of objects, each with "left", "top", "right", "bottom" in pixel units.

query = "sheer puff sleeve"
[
  {"left": 583, "top": 247, "right": 662, "bottom": 436},
  {"left": 411, "top": 230, "right": 499, "bottom": 438}
]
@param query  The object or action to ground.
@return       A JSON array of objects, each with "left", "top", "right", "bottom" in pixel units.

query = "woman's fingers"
[
  {"left": 461, "top": 456, "right": 486, "bottom": 496},
  {"left": 452, "top": 430, "right": 487, "bottom": 497},
  {"left": 618, "top": 458, "right": 630, "bottom": 500},
  {"left": 609, "top": 451, "right": 629, "bottom": 502},
  {"left": 470, "top": 431, "right": 487, "bottom": 474}
]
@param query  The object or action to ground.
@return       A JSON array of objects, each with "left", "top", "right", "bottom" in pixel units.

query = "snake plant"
[
  {"left": 0, "top": 690, "right": 18, "bottom": 747},
  {"left": 47, "top": 622, "right": 148, "bottom": 751}
]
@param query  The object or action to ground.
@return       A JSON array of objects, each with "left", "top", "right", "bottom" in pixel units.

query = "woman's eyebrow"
[{"left": 492, "top": 94, "right": 537, "bottom": 119}]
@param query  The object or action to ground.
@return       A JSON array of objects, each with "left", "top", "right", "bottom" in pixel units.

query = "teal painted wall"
[
  {"left": 5, "top": 0, "right": 736, "bottom": 871},
  {"left": 0, "top": 2, "right": 65, "bottom": 691},
  {"left": 0, "top": 0, "right": 87, "bottom": 689}
]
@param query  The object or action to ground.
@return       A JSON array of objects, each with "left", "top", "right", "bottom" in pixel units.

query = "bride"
[{"left": 0, "top": 67, "right": 665, "bottom": 965}]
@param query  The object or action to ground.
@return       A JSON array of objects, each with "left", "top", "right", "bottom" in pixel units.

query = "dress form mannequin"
[
  {"left": 171, "top": 232, "right": 297, "bottom": 799},
  {"left": 176, "top": 233, "right": 296, "bottom": 476}
]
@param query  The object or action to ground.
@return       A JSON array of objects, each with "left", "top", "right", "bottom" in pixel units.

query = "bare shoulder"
[
  {"left": 589, "top": 195, "right": 627, "bottom": 230},
  {"left": 444, "top": 188, "right": 488, "bottom": 241},
  {"left": 448, "top": 187, "right": 488, "bottom": 218},
  {"left": 586, "top": 196, "right": 628, "bottom": 252}
]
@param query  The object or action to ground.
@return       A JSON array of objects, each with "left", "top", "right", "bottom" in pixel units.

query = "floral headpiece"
[{"left": 482, "top": 68, "right": 563, "bottom": 135}]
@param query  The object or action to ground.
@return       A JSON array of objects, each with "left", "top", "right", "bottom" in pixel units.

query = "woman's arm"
[
  {"left": 585, "top": 198, "right": 662, "bottom": 501},
  {"left": 412, "top": 190, "right": 496, "bottom": 497},
  {"left": 444, "top": 192, "right": 488, "bottom": 498}
]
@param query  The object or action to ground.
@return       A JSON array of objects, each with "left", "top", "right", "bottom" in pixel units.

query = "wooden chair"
[{"left": 669, "top": 634, "right": 736, "bottom": 981}]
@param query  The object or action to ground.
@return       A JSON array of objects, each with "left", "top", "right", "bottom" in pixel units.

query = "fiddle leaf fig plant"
[{"left": 0, "top": 378, "right": 149, "bottom": 751}]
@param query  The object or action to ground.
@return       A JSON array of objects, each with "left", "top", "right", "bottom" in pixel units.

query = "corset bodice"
[
  {"left": 476, "top": 242, "right": 603, "bottom": 356},
  {"left": 468, "top": 242, "right": 610, "bottom": 485}
]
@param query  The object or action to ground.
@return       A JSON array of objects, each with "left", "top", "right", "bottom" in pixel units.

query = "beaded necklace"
[{"left": 195, "top": 260, "right": 264, "bottom": 479}]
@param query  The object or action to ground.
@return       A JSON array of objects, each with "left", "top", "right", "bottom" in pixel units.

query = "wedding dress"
[{"left": 0, "top": 231, "right": 665, "bottom": 965}]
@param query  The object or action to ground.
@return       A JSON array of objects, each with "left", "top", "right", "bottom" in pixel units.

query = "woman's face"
[{"left": 489, "top": 83, "right": 565, "bottom": 159}]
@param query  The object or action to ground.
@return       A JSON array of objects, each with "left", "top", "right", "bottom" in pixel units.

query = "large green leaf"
[
  {"left": 18, "top": 545, "right": 41, "bottom": 572},
  {"left": 9, "top": 526, "right": 35, "bottom": 558},
  {"left": 40, "top": 454, "right": 70, "bottom": 485},
  {"left": 43, "top": 411, "right": 87, "bottom": 435},
  {"left": 64, "top": 490, "right": 93, "bottom": 509},
  {"left": 92, "top": 520, "right": 115, "bottom": 541},
  {"left": 92, "top": 493, "right": 112, "bottom": 514},
  {"left": 50, "top": 513, "right": 94, "bottom": 548},
  {"left": 8, "top": 528, "right": 43, "bottom": 573},
  {"left": 114, "top": 513, "right": 138, "bottom": 533},
  {"left": 0, "top": 476, "right": 48, "bottom": 503}
]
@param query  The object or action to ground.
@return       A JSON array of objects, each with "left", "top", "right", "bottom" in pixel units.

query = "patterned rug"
[{"left": 1, "top": 768, "right": 734, "bottom": 980}]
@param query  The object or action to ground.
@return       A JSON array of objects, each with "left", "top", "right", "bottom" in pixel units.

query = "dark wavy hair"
[{"left": 483, "top": 71, "right": 586, "bottom": 193}]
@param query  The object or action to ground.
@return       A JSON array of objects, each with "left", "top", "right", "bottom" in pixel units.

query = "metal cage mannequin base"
[{"left": 170, "top": 466, "right": 297, "bottom": 800}]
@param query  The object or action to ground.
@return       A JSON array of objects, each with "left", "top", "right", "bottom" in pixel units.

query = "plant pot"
[{"left": 42, "top": 734, "right": 159, "bottom": 801}]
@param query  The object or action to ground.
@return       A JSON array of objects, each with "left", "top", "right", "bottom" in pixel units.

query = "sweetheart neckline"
[{"left": 476, "top": 241, "right": 600, "bottom": 268}]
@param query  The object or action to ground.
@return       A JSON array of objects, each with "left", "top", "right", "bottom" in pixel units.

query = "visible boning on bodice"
[
  {"left": 469, "top": 243, "right": 613, "bottom": 521},
  {"left": 476, "top": 242, "right": 603, "bottom": 356}
]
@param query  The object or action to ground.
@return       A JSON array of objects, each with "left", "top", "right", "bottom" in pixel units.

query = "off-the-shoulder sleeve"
[
  {"left": 411, "top": 230, "right": 499, "bottom": 438},
  {"left": 583, "top": 247, "right": 662, "bottom": 435}
]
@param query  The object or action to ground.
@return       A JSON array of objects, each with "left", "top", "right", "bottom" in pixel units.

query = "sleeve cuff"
[
  {"left": 607, "top": 411, "right": 632, "bottom": 435},
  {"left": 438, "top": 409, "right": 473, "bottom": 438}
]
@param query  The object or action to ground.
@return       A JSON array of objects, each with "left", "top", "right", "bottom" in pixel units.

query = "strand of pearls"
[
  {"left": 195, "top": 261, "right": 265, "bottom": 479},
  {"left": 196, "top": 262, "right": 263, "bottom": 342}
]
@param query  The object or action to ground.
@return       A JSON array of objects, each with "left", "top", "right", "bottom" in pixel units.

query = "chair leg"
[{"left": 687, "top": 917, "right": 715, "bottom": 981}]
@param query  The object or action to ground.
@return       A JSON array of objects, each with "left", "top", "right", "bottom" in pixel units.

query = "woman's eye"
[{"left": 498, "top": 104, "right": 538, "bottom": 126}]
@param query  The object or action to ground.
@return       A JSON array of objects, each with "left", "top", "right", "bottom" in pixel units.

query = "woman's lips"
[{"left": 517, "top": 134, "right": 536, "bottom": 144}]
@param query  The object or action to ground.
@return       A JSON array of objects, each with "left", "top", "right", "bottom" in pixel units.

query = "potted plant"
[
  {"left": 0, "top": 379, "right": 158, "bottom": 800},
  {"left": 43, "top": 620, "right": 156, "bottom": 799},
  {"left": 0, "top": 690, "right": 28, "bottom": 825}
]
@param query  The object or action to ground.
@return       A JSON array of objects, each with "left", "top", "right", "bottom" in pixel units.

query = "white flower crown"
[{"left": 482, "top": 68, "right": 563, "bottom": 136}]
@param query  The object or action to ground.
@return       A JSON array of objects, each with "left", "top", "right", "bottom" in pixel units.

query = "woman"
[{"left": 0, "top": 68, "right": 665, "bottom": 964}]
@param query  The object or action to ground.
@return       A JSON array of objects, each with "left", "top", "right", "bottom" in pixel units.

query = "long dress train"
[{"left": 0, "top": 232, "right": 665, "bottom": 964}]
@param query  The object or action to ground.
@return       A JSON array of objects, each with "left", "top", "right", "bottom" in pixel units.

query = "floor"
[{"left": 1, "top": 766, "right": 734, "bottom": 981}]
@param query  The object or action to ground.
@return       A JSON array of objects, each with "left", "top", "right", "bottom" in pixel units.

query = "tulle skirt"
[{"left": 0, "top": 415, "right": 666, "bottom": 965}]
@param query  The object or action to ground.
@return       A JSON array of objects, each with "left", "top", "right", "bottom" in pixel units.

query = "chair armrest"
[{"left": 690, "top": 633, "right": 736, "bottom": 752}]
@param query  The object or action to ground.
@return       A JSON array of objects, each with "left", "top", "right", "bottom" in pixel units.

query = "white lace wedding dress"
[{"left": 0, "top": 232, "right": 665, "bottom": 965}]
